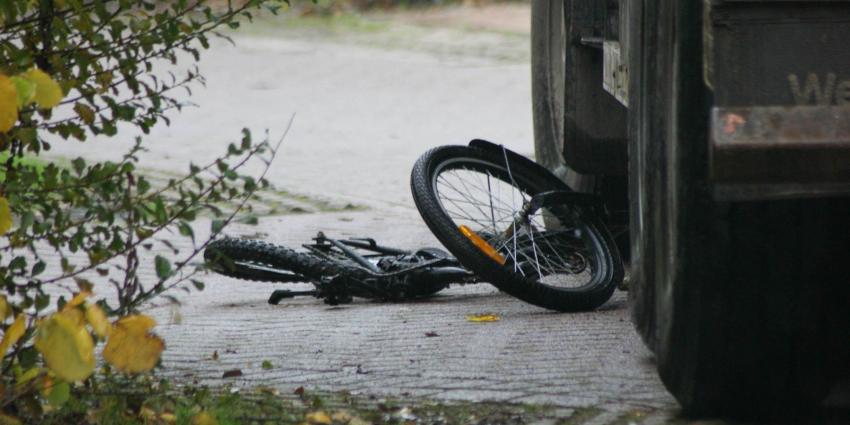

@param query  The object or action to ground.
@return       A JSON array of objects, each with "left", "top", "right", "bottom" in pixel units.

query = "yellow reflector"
[{"left": 459, "top": 225, "right": 506, "bottom": 265}]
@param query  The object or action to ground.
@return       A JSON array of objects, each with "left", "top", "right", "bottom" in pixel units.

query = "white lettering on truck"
[{"left": 788, "top": 73, "right": 850, "bottom": 105}]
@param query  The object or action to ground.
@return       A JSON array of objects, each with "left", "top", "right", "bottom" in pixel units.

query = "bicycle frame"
[{"left": 268, "top": 233, "right": 477, "bottom": 305}]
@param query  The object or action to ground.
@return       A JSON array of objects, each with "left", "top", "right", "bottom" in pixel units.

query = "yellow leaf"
[
  {"left": 139, "top": 407, "right": 157, "bottom": 421},
  {"left": 0, "top": 413, "right": 22, "bottom": 425},
  {"left": 191, "top": 411, "right": 218, "bottom": 425},
  {"left": 0, "top": 75, "right": 18, "bottom": 133},
  {"left": 331, "top": 410, "right": 353, "bottom": 423},
  {"left": 160, "top": 412, "right": 177, "bottom": 423},
  {"left": 103, "top": 315, "right": 164, "bottom": 374},
  {"left": 465, "top": 313, "right": 500, "bottom": 323},
  {"left": 16, "top": 367, "right": 40, "bottom": 385},
  {"left": 85, "top": 304, "right": 111, "bottom": 338},
  {"left": 0, "top": 314, "right": 27, "bottom": 357},
  {"left": 305, "top": 411, "right": 332, "bottom": 425},
  {"left": 0, "top": 296, "right": 9, "bottom": 321},
  {"left": 115, "top": 314, "right": 156, "bottom": 333},
  {"left": 59, "top": 307, "right": 85, "bottom": 328},
  {"left": 74, "top": 102, "right": 95, "bottom": 125},
  {"left": 64, "top": 290, "right": 91, "bottom": 310},
  {"left": 0, "top": 197, "right": 12, "bottom": 236},
  {"left": 22, "top": 68, "right": 63, "bottom": 109},
  {"left": 34, "top": 312, "right": 95, "bottom": 382}
]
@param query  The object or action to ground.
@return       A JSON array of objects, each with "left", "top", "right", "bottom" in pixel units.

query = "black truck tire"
[
  {"left": 531, "top": 0, "right": 628, "bottom": 184},
  {"left": 628, "top": 2, "right": 850, "bottom": 417}
]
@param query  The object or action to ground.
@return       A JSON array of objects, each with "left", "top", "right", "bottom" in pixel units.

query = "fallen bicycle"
[{"left": 204, "top": 140, "right": 624, "bottom": 311}]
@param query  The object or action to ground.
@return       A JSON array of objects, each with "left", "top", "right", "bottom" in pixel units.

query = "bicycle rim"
[{"left": 430, "top": 156, "right": 607, "bottom": 291}]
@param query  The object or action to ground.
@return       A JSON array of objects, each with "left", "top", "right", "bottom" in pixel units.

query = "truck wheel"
[
  {"left": 531, "top": 0, "right": 627, "bottom": 188},
  {"left": 629, "top": 2, "right": 850, "bottom": 417},
  {"left": 531, "top": 0, "right": 591, "bottom": 192}
]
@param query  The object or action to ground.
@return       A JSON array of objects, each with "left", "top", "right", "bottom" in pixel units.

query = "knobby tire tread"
[{"left": 204, "top": 238, "right": 366, "bottom": 283}]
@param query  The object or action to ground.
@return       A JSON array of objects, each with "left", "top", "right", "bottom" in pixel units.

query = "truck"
[{"left": 530, "top": 0, "right": 850, "bottom": 416}]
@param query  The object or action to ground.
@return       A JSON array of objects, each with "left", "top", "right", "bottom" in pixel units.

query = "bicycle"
[
  {"left": 205, "top": 139, "right": 623, "bottom": 311},
  {"left": 203, "top": 232, "right": 478, "bottom": 305},
  {"left": 410, "top": 139, "right": 623, "bottom": 311}
]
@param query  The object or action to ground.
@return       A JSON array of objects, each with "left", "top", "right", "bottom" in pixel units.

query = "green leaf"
[
  {"left": 35, "top": 293, "right": 50, "bottom": 311},
  {"left": 154, "top": 255, "right": 172, "bottom": 280},
  {"left": 236, "top": 215, "right": 258, "bottom": 225},
  {"left": 261, "top": 360, "right": 273, "bottom": 370},
  {"left": 46, "top": 380, "right": 71, "bottom": 407},
  {"left": 10, "top": 76, "right": 36, "bottom": 107},
  {"left": 177, "top": 222, "right": 194, "bottom": 242},
  {"left": 210, "top": 219, "right": 225, "bottom": 234},
  {"left": 9, "top": 256, "right": 26, "bottom": 270},
  {"left": 32, "top": 261, "right": 46, "bottom": 276},
  {"left": 190, "top": 279, "right": 204, "bottom": 291},
  {"left": 72, "top": 158, "right": 86, "bottom": 175}
]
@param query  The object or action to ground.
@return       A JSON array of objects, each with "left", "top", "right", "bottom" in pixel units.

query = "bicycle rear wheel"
[
  {"left": 204, "top": 238, "right": 365, "bottom": 283},
  {"left": 411, "top": 145, "right": 622, "bottom": 311}
]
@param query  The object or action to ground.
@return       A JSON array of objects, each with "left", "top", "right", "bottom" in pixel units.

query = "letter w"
[{"left": 788, "top": 73, "right": 837, "bottom": 105}]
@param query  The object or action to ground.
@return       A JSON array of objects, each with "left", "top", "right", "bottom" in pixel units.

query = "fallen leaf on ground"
[
  {"left": 305, "top": 411, "right": 332, "bottom": 425},
  {"left": 261, "top": 360, "right": 273, "bottom": 370},
  {"left": 222, "top": 369, "right": 242, "bottom": 378},
  {"left": 424, "top": 331, "right": 439, "bottom": 337},
  {"left": 191, "top": 411, "right": 218, "bottom": 425},
  {"left": 466, "top": 313, "right": 500, "bottom": 323},
  {"left": 294, "top": 386, "right": 305, "bottom": 396},
  {"left": 331, "top": 410, "right": 352, "bottom": 423}
]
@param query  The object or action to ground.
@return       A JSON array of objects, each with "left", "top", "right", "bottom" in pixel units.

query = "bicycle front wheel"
[{"left": 411, "top": 145, "right": 622, "bottom": 311}]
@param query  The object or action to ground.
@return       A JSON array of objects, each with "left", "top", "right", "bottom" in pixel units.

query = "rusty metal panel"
[{"left": 711, "top": 105, "right": 850, "bottom": 183}]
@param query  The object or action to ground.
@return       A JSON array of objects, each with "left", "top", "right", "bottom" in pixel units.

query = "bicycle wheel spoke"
[
  {"left": 438, "top": 173, "right": 516, "bottom": 233},
  {"left": 430, "top": 158, "right": 603, "bottom": 289},
  {"left": 455, "top": 167, "right": 518, "bottom": 213}
]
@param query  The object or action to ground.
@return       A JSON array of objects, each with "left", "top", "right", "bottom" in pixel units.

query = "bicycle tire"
[
  {"left": 204, "top": 238, "right": 366, "bottom": 283},
  {"left": 410, "top": 145, "right": 622, "bottom": 311}
]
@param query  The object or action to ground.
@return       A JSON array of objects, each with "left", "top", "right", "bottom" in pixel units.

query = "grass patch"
[
  {"left": 226, "top": 4, "right": 530, "bottom": 64},
  {"left": 556, "top": 406, "right": 603, "bottom": 425},
  {"left": 24, "top": 373, "right": 617, "bottom": 424}
]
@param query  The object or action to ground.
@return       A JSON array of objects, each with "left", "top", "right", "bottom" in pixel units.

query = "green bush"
[{"left": 0, "top": 0, "right": 285, "bottom": 420}]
